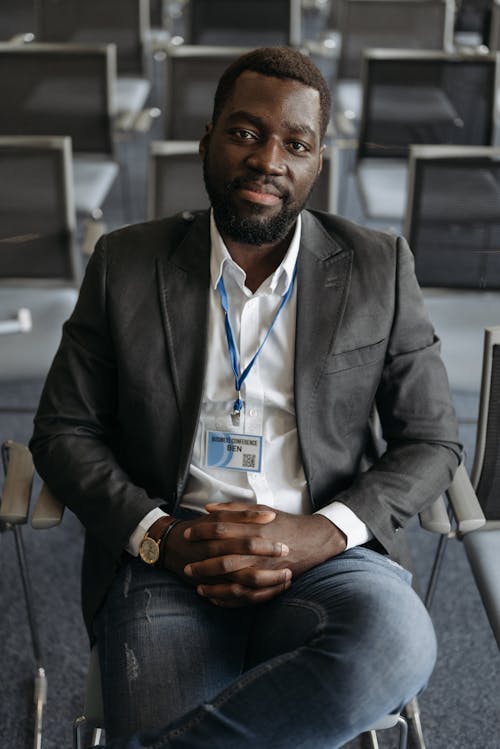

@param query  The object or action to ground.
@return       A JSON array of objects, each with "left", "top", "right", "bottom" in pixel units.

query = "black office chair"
[
  {"left": 0, "top": 135, "right": 81, "bottom": 387},
  {"left": 350, "top": 49, "right": 498, "bottom": 228},
  {"left": 404, "top": 144, "right": 500, "bottom": 290},
  {"left": 462, "top": 326, "right": 500, "bottom": 650},
  {"left": 0, "top": 134, "right": 83, "bottom": 749},
  {"left": 148, "top": 140, "right": 209, "bottom": 219},
  {"left": 182, "top": 0, "right": 302, "bottom": 47},
  {"left": 424, "top": 326, "right": 500, "bottom": 668},
  {"left": 0, "top": 41, "right": 120, "bottom": 225},
  {"left": 35, "top": 0, "right": 153, "bottom": 116},
  {"left": 332, "top": 0, "right": 455, "bottom": 135},
  {"left": 163, "top": 43, "right": 253, "bottom": 140}
]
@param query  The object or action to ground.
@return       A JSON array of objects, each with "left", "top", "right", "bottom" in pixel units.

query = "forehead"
[{"left": 220, "top": 70, "right": 322, "bottom": 136}]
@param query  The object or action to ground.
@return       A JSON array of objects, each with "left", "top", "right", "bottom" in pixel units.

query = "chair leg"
[
  {"left": 396, "top": 714, "right": 409, "bottom": 749},
  {"left": 33, "top": 667, "right": 47, "bottom": 749},
  {"left": 424, "top": 532, "right": 450, "bottom": 610},
  {"left": 404, "top": 696, "right": 426, "bottom": 749},
  {"left": 367, "top": 730, "right": 380, "bottom": 749},
  {"left": 12, "top": 525, "right": 47, "bottom": 749},
  {"left": 91, "top": 727, "right": 104, "bottom": 746},
  {"left": 73, "top": 715, "right": 87, "bottom": 749}
]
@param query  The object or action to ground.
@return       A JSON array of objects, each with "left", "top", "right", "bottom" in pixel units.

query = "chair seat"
[
  {"left": 0, "top": 286, "right": 78, "bottom": 380},
  {"left": 114, "top": 77, "right": 151, "bottom": 114},
  {"left": 73, "top": 158, "right": 119, "bottom": 215},
  {"left": 357, "top": 159, "right": 408, "bottom": 219},
  {"left": 369, "top": 712, "right": 401, "bottom": 731},
  {"left": 463, "top": 526, "right": 500, "bottom": 647}
]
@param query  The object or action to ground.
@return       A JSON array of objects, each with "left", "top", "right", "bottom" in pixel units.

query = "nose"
[{"left": 245, "top": 137, "right": 286, "bottom": 175}]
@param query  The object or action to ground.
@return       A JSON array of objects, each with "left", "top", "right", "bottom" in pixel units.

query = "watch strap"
[{"left": 158, "top": 518, "right": 182, "bottom": 567}]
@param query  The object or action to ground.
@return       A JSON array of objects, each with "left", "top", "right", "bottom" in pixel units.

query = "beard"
[{"left": 203, "top": 153, "right": 312, "bottom": 245}]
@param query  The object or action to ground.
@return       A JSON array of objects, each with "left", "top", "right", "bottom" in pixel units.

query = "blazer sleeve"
[
  {"left": 30, "top": 236, "right": 166, "bottom": 560},
  {"left": 331, "top": 235, "right": 462, "bottom": 551}
]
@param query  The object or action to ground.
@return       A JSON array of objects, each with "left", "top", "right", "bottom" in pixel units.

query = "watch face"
[{"left": 139, "top": 536, "right": 159, "bottom": 565}]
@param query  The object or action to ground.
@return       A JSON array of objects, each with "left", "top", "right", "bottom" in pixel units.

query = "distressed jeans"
[{"left": 94, "top": 546, "right": 437, "bottom": 749}]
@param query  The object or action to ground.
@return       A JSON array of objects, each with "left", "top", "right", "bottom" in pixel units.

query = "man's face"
[{"left": 200, "top": 71, "right": 324, "bottom": 246}]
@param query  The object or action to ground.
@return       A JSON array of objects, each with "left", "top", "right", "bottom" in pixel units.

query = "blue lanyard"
[{"left": 217, "top": 264, "right": 297, "bottom": 418}]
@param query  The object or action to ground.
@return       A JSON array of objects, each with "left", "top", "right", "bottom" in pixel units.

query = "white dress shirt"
[{"left": 128, "top": 212, "right": 372, "bottom": 555}]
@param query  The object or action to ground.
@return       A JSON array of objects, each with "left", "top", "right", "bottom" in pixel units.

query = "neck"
[{"left": 222, "top": 234, "right": 293, "bottom": 293}]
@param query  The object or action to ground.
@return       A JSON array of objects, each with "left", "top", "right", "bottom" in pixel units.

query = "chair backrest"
[
  {"left": 404, "top": 145, "right": 500, "bottom": 289},
  {"left": 148, "top": 140, "right": 337, "bottom": 219},
  {"left": 358, "top": 50, "right": 498, "bottom": 160},
  {"left": 471, "top": 326, "right": 500, "bottom": 520},
  {"left": 0, "top": 42, "right": 116, "bottom": 155},
  {"left": 164, "top": 44, "right": 253, "bottom": 140},
  {"left": 0, "top": 0, "right": 36, "bottom": 40},
  {"left": 489, "top": 0, "right": 500, "bottom": 50},
  {"left": 336, "top": 0, "right": 454, "bottom": 80},
  {"left": 0, "top": 135, "right": 81, "bottom": 284},
  {"left": 35, "top": 0, "right": 151, "bottom": 76},
  {"left": 455, "top": 0, "right": 492, "bottom": 39},
  {"left": 148, "top": 140, "right": 209, "bottom": 219},
  {"left": 305, "top": 147, "right": 338, "bottom": 214},
  {"left": 149, "top": 0, "right": 163, "bottom": 28},
  {"left": 184, "top": 0, "right": 301, "bottom": 46}
]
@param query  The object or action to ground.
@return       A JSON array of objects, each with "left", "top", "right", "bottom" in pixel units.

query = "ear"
[{"left": 199, "top": 122, "right": 213, "bottom": 158}]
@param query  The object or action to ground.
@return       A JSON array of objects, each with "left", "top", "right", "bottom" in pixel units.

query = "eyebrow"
[{"left": 226, "top": 110, "right": 317, "bottom": 140}]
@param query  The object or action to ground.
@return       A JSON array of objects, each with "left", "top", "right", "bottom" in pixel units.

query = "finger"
[
  {"left": 206, "top": 502, "right": 274, "bottom": 516},
  {"left": 226, "top": 567, "right": 293, "bottom": 588},
  {"left": 185, "top": 517, "right": 276, "bottom": 542},
  {"left": 194, "top": 537, "right": 289, "bottom": 558},
  {"left": 199, "top": 578, "right": 292, "bottom": 607},
  {"left": 185, "top": 554, "right": 280, "bottom": 579}
]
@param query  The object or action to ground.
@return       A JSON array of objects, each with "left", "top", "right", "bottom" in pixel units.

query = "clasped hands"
[{"left": 163, "top": 502, "right": 347, "bottom": 608}]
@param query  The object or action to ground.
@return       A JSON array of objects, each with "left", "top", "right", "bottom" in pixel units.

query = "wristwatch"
[{"left": 139, "top": 516, "right": 178, "bottom": 565}]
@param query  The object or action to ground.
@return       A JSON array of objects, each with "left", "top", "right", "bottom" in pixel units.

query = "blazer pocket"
[{"left": 325, "top": 338, "right": 386, "bottom": 374}]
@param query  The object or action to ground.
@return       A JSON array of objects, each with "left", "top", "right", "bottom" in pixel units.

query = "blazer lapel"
[
  {"left": 294, "top": 211, "right": 353, "bottom": 471},
  {"left": 156, "top": 213, "right": 211, "bottom": 496}
]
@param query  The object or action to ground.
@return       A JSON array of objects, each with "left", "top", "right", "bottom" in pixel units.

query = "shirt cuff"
[
  {"left": 126, "top": 508, "right": 169, "bottom": 556},
  {"left": 314, "top": 501, "right": 373, "bottom": 550}
]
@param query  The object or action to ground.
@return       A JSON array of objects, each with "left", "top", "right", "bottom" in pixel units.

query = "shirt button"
[{"left": 249, "top": 408, "right": 256, "bottom": 417}]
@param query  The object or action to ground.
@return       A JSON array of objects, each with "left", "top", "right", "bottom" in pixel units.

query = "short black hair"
[{"left": 212, "top": 46, "right": 331, "bottom": 140}]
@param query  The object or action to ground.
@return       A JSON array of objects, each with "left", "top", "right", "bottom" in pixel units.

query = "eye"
[
  {"left": 288, "top": 141, "right": 309, "bottom": 153},
  {"left": 229, "top": 128, "right": 257, "bottom": 140}
]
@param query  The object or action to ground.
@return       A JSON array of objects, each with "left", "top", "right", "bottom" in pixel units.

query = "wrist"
[{"left": 138, "top": 516, "right": 178, "bottom": 566}]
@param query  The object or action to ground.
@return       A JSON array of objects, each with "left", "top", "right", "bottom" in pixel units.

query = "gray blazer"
[{"left": 30, "top": 209, "right": 461, "bottom": 636}]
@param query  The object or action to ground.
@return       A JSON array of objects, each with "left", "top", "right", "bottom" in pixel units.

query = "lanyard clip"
[{"left": 231, "top": 392, "right": 244, "bottom": 426}]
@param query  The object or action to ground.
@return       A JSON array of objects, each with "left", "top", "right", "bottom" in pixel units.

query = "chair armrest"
[
  {"left": 7, "top": 33, "right": 35, "bottom": 45},
  {"left": 115, "top": 107, "right": 161, "bottom": 134},
  {"left": 0, "top": 441, "right": 34, "bottom": 524},
  {"left": 81, "top": 219, "right": 106, "bottom": 257},
  {"left": 31, "top": 483, "right": 65, "bottom": 529},
  {"left": 0, "top": 308, "right": 32, "bottom": 335},
  {"left": 419, "top": 495, "right": 452, "bottom": 535},
  {"left": 446, "top": 462, "right": 486, "bottom": 534}
]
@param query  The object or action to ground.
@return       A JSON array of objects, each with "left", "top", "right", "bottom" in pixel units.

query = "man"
[{"left": 30, "top": 47, "right": 461, "bottom": 748}]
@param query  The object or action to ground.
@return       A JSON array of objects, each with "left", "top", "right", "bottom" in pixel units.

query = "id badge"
[{"left": 205, "top": 430, "right": 263, "bottom": 473}]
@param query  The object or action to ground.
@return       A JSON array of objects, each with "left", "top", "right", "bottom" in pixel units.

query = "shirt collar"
[{"left": 210, "top": 210, "right": 302, "bottom": 296}]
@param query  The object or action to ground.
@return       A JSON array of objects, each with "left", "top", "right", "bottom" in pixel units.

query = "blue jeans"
[{"left": 95, "top": 547, "right": 437, "bottom": 749}]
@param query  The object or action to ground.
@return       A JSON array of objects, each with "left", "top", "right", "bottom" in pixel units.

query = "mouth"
[{"left": 232, "top": 180, "right": 285, "bottom": 207}]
